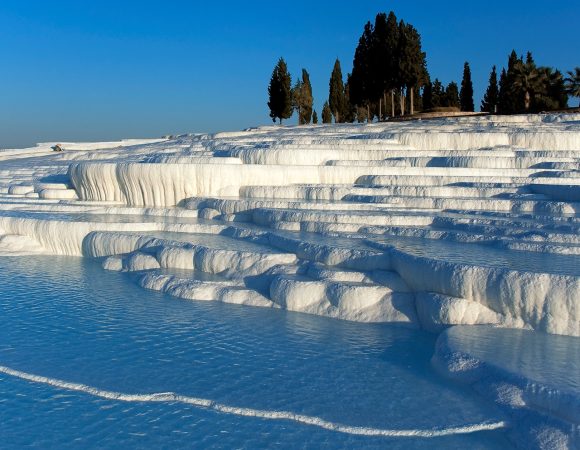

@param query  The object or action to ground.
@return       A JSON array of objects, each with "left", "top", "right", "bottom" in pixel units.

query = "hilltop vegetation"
[{"left": 267, "top": 10, "right": 579, "bottom": 123}]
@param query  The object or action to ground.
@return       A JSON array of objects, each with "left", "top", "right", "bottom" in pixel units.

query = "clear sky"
[{"left": 0, "top": 0, "right": 578, "bottom": 148}]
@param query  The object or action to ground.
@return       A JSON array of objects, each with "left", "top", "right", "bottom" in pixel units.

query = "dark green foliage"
[
  {"left": 384, "top": 12, "right": 401, "bottom": 91},
  {"left": 443, "top": 82, "right": 460, "bottom": 108},
  {"left": 498, "top": 68, "right": 509, "bottom": 113},
  {"left": 481, "top": 66, "right": 499, "bottom": 113},
  {"left": 525, "top": 51, "right": 534, "bottom": 66},
  {"left": 329, "top": 59, "right": 347, "bottom": 122},
  {"left": 384, "top": 12, "right": 401, "bottom": 118},
  {"left": 565, "top": 67, "right": 580, "bottom": 106},
  {"left": 348, "top": 10, "right": 426, "bottom": 118},
  {"left": 301, "top": 69, "right": 313, "bottom": 123},
  {"left": 511, "top": 53, "right": 566, "bottom": 112},
  {"left": 422, "top": 81, "right": 433, "bottom": 110},
  {"left": 550, "top": 69, "right": 569, "bottom": 109},
  {"left": 496, "top": 50, "right": 569, "bottom": 113},
  {"left": 291, "top": 79, "right": 303, "bottom": 123},
  {"left": 369, "top": 13, "right": 388, "bottom": 102},
  {"left": 292, "top": 69, "right": 314, "bottom": 124},
  {"left": 267, "top": 58, "right": 292, "bottom": 124},
  {"left": 349, "top": 21, "right": 373, "bottom": 108},
  {"left": 343, "top": 76, "right": 357, "bottom": 122},
  {"left": 412, "top": 85, "right": 423, "bottom": 112},
  {"left": 322, "top": 101, "right": 332, "bottom": 124},
  {"left": 534, "top": 68, "right": 568, "bottom": 111},
  {"left": 512, "top": 56, "right": 544, "bottom": 111},
  {"left": 397, "top": 21, "right": 426, "bottom": 114},
  {"left": 312, "top": 110, "right": 318, "bottom": 124},
  {"left": 370, "top": 12, "right": 400, "bottom": 104},
  {"left": 431, "top": 78, "right": 444, "bottom": 108},
  {"left": 460, "top": 62, "right": 474, "bottom": 111},
  {"left": 498, "top": 50, "right": 524, "bottom": 114}
]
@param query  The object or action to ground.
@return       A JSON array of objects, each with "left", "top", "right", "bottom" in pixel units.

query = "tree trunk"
[
  {"left": 367, "top": 104, "right": 370, "bottom": 123},
  {"left": 410, "top": 87, "right": 414, "bottom": 115},
  {"left": 391, "top": 90, "right": 395, "bottom": 117},
  {"left": 379, "top": 98, "right": 382, "bottom": 121},
  {"left": 524, "top": 91, "right": 531, "bottom": 111},
  {"left": 384, "top": 91, "right": 387, "bottom": 119},
  {"left": 400, "top": 88, "right": 405, "bottom": 116}
]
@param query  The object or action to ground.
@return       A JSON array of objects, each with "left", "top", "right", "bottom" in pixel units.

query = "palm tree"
[
  {"left": 565, "top": 67, "right": 580, "bottom": 107},
  {"left": 533, "top": 67, "right": 567, "bottom": 111},
  {"left": 512, "top": 60, "right": 547, "bottom": 111}
]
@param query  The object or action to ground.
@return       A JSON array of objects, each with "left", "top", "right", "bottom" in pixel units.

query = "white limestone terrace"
[
  {"left": 0, "top": 114, "right": 578, "bottom": 336},
  {"left": 1, "top": 114, "right": 579, "bottom": 449}
]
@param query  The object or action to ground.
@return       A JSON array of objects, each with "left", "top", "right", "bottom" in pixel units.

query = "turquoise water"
[{"left": 0, "top": 256, "right": 512, "bottom": 449}]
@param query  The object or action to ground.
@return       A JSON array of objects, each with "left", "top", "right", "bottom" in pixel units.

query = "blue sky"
[{"left": 0, "top": 0, "right": 578, "bottom": 147}]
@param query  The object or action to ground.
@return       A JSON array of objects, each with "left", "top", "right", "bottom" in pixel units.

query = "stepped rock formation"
[{"left": 0, "top": 115, "right": 579, "bottom": 336}]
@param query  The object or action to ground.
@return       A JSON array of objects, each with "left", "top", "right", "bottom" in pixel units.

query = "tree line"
[
  {"left": 268, "top": 11, "right": 580, "bottom": 124},
  {"left": 481, "top": 51, "right": 578, "bottom": 114}
]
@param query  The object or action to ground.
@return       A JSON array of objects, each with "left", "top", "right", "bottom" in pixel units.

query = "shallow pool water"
[
  {"left": 442, "top": 326, "right": 580, "bottom": 395},
  {"left": 0, "top": 256, "right": 512, "bottom": 448}
]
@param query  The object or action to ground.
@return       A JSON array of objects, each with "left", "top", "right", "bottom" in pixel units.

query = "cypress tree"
[
  {"left": 481, "top": 66, "right": 499, "bottom": 113},
  {"left": 349, "top": 10, "right": 429, "bottom": 117},
  {"left": 301, "top": 69, "right": 313, "bottom": 124},
  {"left": 431, "top": 78, "right": 444, "bottom": 107},
  {"left": 291, "top": 79, "right": 304, "bottom": 124},
  {"left": 460, "top": 62, "right": 474, "bottom": 111},
  {"left": 267, "top": 58, "right": 292, "bottom": 124},
  {"left": 312, "top": 110, "right": 318, "bottom": 124},
  {"left": 395, "top": 20, "right": 407, "bottom": 115},
  {"left": 369, "top": 12, "right": 399, "bottom": 118},
  {"left": 397, "top": 22, "right": 425, "bottom": 115},
  {"left": 370, "top": 13, "right": 388, "bottom": 110},
  {"left": 385, "top": 12, "right": 400, "bottom": 117},
  {"left": 322, "top": 101, "right": 332, "bottom": 124},
  {"left": 344, "top": 76, "right": 356, "bottom": 122},
  {"left": 525, "top": 51, "right": 535, "bottom": 66},
  {"left": 349, "top": 21, "right": 373, "bottom": 111},
  {"left": 501, "top": 50, "right": 524, "bottom": 113},
  {"left": 444, "top": 82, "right": 460, "bottom": 108},
  {"left": 329, "top": 59, "right": 347, "bottom": 123},
  {"left": 498, "top": 68, "right": 509, "bottom": 114},
  {"left": 422, "top": 81, "right": 433, "bottom": 110},
  {"left": 292, "top": 69, "right": 314, "bottom": 125}
]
